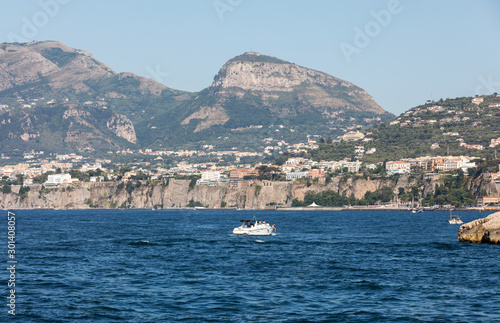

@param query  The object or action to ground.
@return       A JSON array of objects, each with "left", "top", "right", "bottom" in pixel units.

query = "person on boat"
[{"left": 272, "top": 223, "right": 276, "bottom": 232}]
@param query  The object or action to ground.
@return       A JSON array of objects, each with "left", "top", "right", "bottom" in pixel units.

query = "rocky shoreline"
[{"left": 458, "top": 212, "right": 500, "bottom": 244}]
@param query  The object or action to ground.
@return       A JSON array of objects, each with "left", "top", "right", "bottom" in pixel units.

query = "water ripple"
[{"left": 6, "top": 209, "right": 500, "bottom": 322}]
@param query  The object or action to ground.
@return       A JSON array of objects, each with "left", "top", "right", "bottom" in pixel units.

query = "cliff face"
[
  {"left": 0, "top": 175, "right": 452, "bottom": 210},
  {"left": 106, "top": 114, "right": 137, "bottom": 143}
]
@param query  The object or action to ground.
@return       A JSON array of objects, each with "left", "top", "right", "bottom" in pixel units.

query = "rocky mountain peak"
[
  {"left": 0, "top": 41, "right": 115, "bottom": 92},
  {"left": 211, "top": 52, "right": 316, "bottom": 91},
  {"left": 210, "top": 52, "right": 385, "bottom": 114}
]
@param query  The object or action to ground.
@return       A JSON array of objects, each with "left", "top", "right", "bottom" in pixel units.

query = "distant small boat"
[
  {"left": 449, "top": 210, "right": 463, "bottom": 225},
  {"left": 410, "top": 197, "right": 421, "bottom": 213}
]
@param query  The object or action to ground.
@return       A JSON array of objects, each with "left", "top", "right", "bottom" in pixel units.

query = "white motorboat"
[
  {"left": 233, "top": 219, "right": 276, "bottom": 235},
  {"left": 448, "top": 210, "right": 463, "bottom": 224},
  {"left": 449, "top": 215, "right": 463, "bottom": 225}
]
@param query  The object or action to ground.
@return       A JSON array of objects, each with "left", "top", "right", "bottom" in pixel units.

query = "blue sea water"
[{"left": 2, "top": 209, "right": 500, "bottom": 322}]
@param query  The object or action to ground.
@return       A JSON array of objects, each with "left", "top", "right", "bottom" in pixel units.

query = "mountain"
[
  {"left": 176, "top": 52, "right": 389, "bottom": 133},
  {"left": 0, "top": 41, "right": 392, "bottom": 154},
  {"left": 131, "top": 51, "right": 393, "bottom": 150},
  {"left": 0, "top": 41, "right": 178, "bottom": 96},
  {"left": 0, "top": 41, "right": 191, "bottom": 153}
]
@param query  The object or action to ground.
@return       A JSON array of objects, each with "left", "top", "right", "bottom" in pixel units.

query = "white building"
[
  {"left": 430, "top": 143, "right": 440, "bottom": 150},
  {"left": 345, "top": 161, "right": 362, "bottom": 173},
  {"left": 443, "top": 158, "right": 476, "bottom": 172},
  {"left": 285, "top": 171, "right": 309, "bottom": 181},
  {"left": 471, "top": 97, "right": 484, "bottom": 105},
  {"left": 285, "top": 157, "right": 306, "bottom": 166},
  {"left": 354, "top": 146, "right": 365, "bottom": 155},
  {"left": 342, "top": 131, "right": 365, "bottom": 141},
  {"left": 386, "top": 161, "right": 411, "bottom": 174},
  {"left": 196, "top": 171, "right": 223, "bottom": 186},
  {"left": 490, "top": 138, "right": 500, "bottom": 148},
  {"left": 44, "top": 174, "right": 72, "bottom": 187}
]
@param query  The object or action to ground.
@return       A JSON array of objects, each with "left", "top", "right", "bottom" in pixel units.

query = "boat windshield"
[{"left": 239, "top": 220, "right": 253, "bottom": 228}]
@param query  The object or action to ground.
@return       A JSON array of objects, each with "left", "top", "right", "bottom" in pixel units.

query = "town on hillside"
[
  {"left": 2, "top": 93, "right": 500, "bottom": 209},
  {"left": 2, "top": 141, "right": 500, "bottom": 209}
]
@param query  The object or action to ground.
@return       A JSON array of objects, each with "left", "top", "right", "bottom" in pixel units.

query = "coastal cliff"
[{"left": 0, "top": 174, "right": 451, "bottom": 210}]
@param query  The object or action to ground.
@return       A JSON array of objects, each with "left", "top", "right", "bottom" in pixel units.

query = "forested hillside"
[{"left": 288, "top": 94, "right": 500, "bottom": 162}]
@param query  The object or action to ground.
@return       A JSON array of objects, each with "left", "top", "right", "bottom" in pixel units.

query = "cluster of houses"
[
  {"left": 386, "top": 99, "right": 500, "bottom": 152},
  {"left": 385, "top": 156, "right": 477, "bottom": 175},
  {"left": 472, "top": 96, "right": 500, "bottom": 107},
  {"left": 1, "top": 153, "right": 108, "bottom": 185},
  {"left": 193, "top": 155, "right": 482, "bottom": 186},
  {"left": 3, "top": 151, "right": 500, "bottom": 208},
  {"left": 1, "top": 152, "right": 485, "bottom": 188}
]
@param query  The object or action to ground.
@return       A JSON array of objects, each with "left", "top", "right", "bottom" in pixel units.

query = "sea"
[{"left": 2, "top": 209, "right": 500, "bottom": 322}]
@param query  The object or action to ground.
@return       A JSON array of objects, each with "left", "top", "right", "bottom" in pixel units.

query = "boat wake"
[{"left": 130, "top": 240, "right": 151, "bottom": 245}]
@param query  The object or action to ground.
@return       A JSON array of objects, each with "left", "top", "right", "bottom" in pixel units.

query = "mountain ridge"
[{"left": 0, "top": 41, "right": 393, "bottom": 153}]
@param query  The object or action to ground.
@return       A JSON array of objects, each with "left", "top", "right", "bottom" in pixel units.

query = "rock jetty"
[{"left": 458, "top": 212, "right": 500, "bottom": 244}]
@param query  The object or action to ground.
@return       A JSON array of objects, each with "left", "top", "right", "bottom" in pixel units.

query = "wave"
[{"left": 130, "top": 240, "right": 152, "bottom": 245}]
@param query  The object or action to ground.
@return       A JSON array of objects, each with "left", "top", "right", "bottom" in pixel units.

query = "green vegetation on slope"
[
  {"left": 40, "top": 48, "right": 78, "bottom": 67},
  {"left": 290, "top": 94, "right": 500, "bottom": 163}
]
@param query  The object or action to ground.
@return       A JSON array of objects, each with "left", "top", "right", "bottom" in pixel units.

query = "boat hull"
[{"left": 233, "top": 226, "right": 274, "bottom": 236}]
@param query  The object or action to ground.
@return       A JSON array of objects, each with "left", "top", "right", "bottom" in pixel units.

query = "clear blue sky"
[{"left": 1, "top": 0, "right": 499, "bottom": 115}]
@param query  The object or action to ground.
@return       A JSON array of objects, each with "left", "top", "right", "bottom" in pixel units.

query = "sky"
[{"left": 1, "top": 0, "right": 499, "bottom": 116}]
